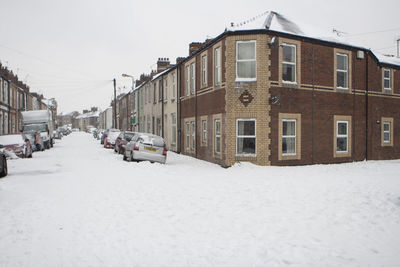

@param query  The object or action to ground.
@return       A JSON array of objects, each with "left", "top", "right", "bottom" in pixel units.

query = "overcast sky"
[{"left": 1, "top": 0, "right": 399, "bottom": 114}]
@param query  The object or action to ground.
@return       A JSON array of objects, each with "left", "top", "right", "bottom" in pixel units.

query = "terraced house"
[{"left": 178, "top": 11, "right": 400, "bottom": 166}]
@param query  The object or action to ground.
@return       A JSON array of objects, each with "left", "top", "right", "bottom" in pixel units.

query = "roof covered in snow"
[
  {"left": 227, "top": 11, "right": 400, "bottom": 67},
  {"left": 76, "top": 111, "right": 100, "bottom": 119}
]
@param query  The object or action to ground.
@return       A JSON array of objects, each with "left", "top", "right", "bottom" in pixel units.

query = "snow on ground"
[{"left": 0, "top": 132, "right": 400, "bottom": 267}]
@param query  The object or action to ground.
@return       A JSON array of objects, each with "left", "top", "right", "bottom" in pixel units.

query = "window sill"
[
  {"left": 235, "top": 153, "right": 256, "bottom": 158},
  {"left": 235, "top": 78, "right": 257, "bottom": 82},
  {"left": 336, "top": 87, "right": 349, "bottom": 90}
]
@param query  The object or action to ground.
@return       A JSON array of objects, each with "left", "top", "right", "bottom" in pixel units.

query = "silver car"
[{"left": 123, "top": 133, "right": 167, "bottom": 164}]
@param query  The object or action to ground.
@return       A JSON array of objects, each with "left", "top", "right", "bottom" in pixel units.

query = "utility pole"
[{"left": 113, "top": 78, "right": 117, "bottom": 128}]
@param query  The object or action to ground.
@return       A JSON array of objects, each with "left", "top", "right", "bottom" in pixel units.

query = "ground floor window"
[
  {"left": 185, "top": 122, "right": 190, "bottom": 151},
  {"left": 171, "top": 113, "right": 176, "bottom": 145},
  {"left": 336, "top": 121, "right": 348, "bottom": 153},
  {"left": 191, "top": 121, "right": 195, "bottom": 150},
  {"left": 202, "top": 120, "right": 207, "bottom": 144},
  {"left": 333, "top": 115, "right": 352, "bottom": 158},
  {"left": 236, "top": 119, "right": 256, "bottom": 156},
  {"left": 381, "top": 117, "right": 394, "bottom": 146},
  {"left": 215, "top": 119, "right": 221, "bottom": 154},
  {"left": 282, "top": 119, "right": 296, "bottom": 155},
  {"left": 279, "top": 113, "right": 301, "bottom": 160}
]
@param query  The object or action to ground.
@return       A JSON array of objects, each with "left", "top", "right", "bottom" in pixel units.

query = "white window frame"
[
  {"left": 383, "top": 121, "right": 391, "bottom": 143},
  {"left": 336, "top": 53, "right": 349, "bottom": 89},
  {"left": 191, "top": 121, "right": 195, "bottom": 150},
  {"left": 201, "top": 55, "right": 207, "bottom": 86},
  {"left": 282, "top": 43, "right": 297, "bottom": 84},
  {"left": 214, "top": 47, "right": 221, "bottom": 86},
  {"left": 336, "top": 121, "right": 348, "bottom": 153},
  {"left": 236, "top": 40, "right": 257, "bottom": 82},
  {"left": 171, "top": 113, "right": 176, "bottom": 145},
  {"left": 172, "top": 72, "right": 176, "bottom": 99},
  {"left": 215, "top": 119, "right": 221, "bottom": 154},
  {"left": 236, "top": 119, "right": 256, "bottom": 156},
  {"left": 384, "top": 69, "right": 391, "bottom": 91},
  {"left": 191, "top": 62, "right": 196, "bottom": 94},
  {"left": 185, "top": 122, "right": 190, "bottom": 151},
  {"left": 282, "top": 119, "right": 296, "bottom": 156},
  {"left": 185, "top": 65, "right": 190, "bottom": 96},
  {"left": 202, "top": 120, "right": 207, "bottom": 144}
]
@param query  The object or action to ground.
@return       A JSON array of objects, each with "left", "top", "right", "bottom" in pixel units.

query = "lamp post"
[{"left": 122, "top": 74, "right": 135, "bottom": 130}]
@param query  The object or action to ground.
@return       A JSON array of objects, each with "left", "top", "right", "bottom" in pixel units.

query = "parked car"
[
  {"left": 104, "top": 129, "right": 121, "bottom": 149},
  {"left": 0, "top": 133, "right": 33, "bottom": 158},
  {"left": 123, "top": 133, "right": 167, "bottom": 164},
  {"left": 101, "top": 128, "right": 119, "bottom": 145},
  {"left": 0, "top": 148, "right": 7, "bottom": 177},
  {"left": 53, "top": 130, "right": 62, "bottom": 139},
  {"left": 115, "top": 131, "right": 136, "bottom": 154}
]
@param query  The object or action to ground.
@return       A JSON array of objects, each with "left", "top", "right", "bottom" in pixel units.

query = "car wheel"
[{"left": 0, "top": 156, "right": 7, "bottom": 178}]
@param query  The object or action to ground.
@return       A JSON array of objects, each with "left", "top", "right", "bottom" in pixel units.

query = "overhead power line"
[{"left": 346, "top": 27, "right": 400, "bottom": 37}]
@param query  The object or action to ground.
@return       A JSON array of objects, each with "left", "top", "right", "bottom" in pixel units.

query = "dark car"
[
  {"left": 115, "top": 131, "right": 136, "bottom": 154},
  {"left": 0, "top": 133, "right": 33, "bottom": 158},
  {"left": 0, "top": 148, "right": 8, "bottom": 177}
]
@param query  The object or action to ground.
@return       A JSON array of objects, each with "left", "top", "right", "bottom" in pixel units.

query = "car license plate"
[{"left": 145, "top": 146, "right": 156, "bottom": 152}]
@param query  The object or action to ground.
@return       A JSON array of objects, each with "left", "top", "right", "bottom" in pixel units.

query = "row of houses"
[
  {"left": 63, "top": 11, "right": 400, "bottom": 167},
  {"left": 0, "top": 62, "right": 58, "bottom": 135}
]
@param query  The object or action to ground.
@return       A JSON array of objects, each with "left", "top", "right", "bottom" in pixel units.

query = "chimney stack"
[
  {"left": 157, "top": 58, "right": 170, "bottom": 73},
  {"left": 189, "top": 42, "right": 204, "bottom": 56}
]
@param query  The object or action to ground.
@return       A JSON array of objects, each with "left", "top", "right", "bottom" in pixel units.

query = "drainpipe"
[
  {"left": 161, "top": 76, "right": 164, "bottom": 138},
  {"left": 311, "top": 43, "right": 315, "bottom": 164},
  {"left": 365, "top": 51, "right": 369, "bottom": 161},
  {"left": 177, "top": 67, "right": 181, "bottom": 153}
]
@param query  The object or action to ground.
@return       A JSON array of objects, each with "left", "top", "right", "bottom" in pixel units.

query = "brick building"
[{"left": 177, "top": 11, "right": 400, "bottom": 166}]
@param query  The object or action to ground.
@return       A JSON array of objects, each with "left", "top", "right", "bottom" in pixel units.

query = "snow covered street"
[{"left": 1, "top": 132, "right": 400, "bottom": 266}]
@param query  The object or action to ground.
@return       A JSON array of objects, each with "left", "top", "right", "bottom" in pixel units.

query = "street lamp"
[{"left": 122, "top": 74, "right": 135, "bottom": 130}]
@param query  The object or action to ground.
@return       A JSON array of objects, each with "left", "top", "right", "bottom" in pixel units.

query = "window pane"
[
  {"left": 215, "top": 120, "right": 220, "bottom": 135},
  {"left": 384, "top": 70, "right": 390, "bottom": 78},
  {"left": 237, "top": 61, "right": 256, "bottom": 79},
  {"left": 338, "top": 122, "right": 347, "bottom": 135},
  {"left": 337, "top": 137, "right": 347, "bottom": 152},
  {"left": 283, "top": 121, "right": 295, "bottom": 136},
  {"left": 216, "top": 136, "right": 220, "bottom": 153},
  {"left": 384, "top": 79, "right": 390, "bottom": 89},
  {"left": 337, "top": 54, "right": 347, "bottom": 70},
  {"left": 282, "top": 137, "right": 296, "bottom": 154},
  {"left": 282, "top": 63, "right": 295, "bottom": 82},
  {"left": 282, "top": 45, "right": 295, "bottom": 62},
  {"left": 337, "top": 71, "right": 347, "bottom": 88},
  {"left": 384, "top": 122, "right": 390, "bottom": 131},
  {"left": 237, "top": 137, "right": 256, "bottom": 154},
  {"left": 238, "top": 42, "right": 255, "bottom": 60},
  {"left": 238, "top": 120, "right": 255, "bottom": 136},
  {"left": 384, "top": 132, "right": 390, "bottom": 142}
]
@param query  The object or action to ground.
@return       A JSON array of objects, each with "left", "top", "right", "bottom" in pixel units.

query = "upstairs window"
[
  {"left": 214, "top": 47, "right": 221, "bottom": 86},
  {"left": 185, "top": 65, "right": 190, "bottom": 96},
  {"left": 201, "top": 55, "right": 207, "bottom": 86},
  {"left": 282, "top": 44, "right": 296, "bottom": 83},
  {"left": 191, "top": 62, "right": 196, "bottom": 94},
  {"left": 336, "top": 53, "right": 348, "bottom": 89},
  {"left": 236, "top": 41, "right": 256, "bottom": 81},
  {"left": 384, "top": 69, "right": 391, "bottom": 90}
]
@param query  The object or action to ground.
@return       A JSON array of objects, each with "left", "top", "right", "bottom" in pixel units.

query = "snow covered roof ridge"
[{"left": 227, "top": 10, "right": 400, "bottom": 67}]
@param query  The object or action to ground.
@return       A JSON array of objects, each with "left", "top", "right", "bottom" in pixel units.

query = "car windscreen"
[
  {"left": 23, "top": 124, "right": 47, "bottom": 132},
  {"left": 140, "top": 135, "right": 165, "bottom": 147},
  {"left": 124, "top": 133, "right": 135, "bottom": 141}
]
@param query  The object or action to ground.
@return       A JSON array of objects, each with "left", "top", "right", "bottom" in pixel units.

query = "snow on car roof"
[{"left": 0, "top": 134, "right": 25, "bottom": 145}]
